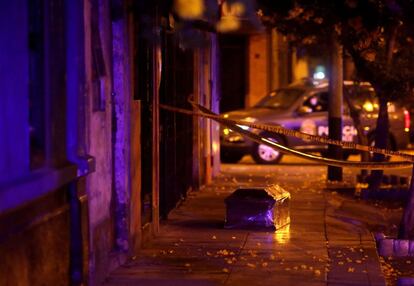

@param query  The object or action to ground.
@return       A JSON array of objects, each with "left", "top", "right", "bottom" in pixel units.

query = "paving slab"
[{"left": 103, "top": 164, "right": 386, "bottom": 286}]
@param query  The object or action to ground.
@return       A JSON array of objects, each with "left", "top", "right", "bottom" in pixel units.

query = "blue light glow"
[{"left": 313, "top": 71, "right": 325, "bottom": 80}]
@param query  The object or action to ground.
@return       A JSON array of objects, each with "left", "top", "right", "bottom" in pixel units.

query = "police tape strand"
[
  {"left": 159, "top": 103, "right": 414, "bottom": 169},
  {"left": 187, "top": 101, "right": 414, "bottom": 162},
  {"left": 187, "top": 102, "right": 414, "bottom": 162},
  {"left": 190, "top": 102, "right": 413, "bottom": 169}
]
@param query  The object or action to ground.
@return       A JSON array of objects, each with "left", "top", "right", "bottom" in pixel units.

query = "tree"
[{"left": 257, "top": 0, "right": 414, "bottom": 239}]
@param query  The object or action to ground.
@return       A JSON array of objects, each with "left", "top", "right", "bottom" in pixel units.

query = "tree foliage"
[
  {"left": 257, "top": 0, "right": 414, "bottom": 239},
  {"left": 257, "top": 0, "right": 414, "bottom": 101}
]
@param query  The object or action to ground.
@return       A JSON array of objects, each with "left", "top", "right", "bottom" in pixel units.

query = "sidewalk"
[{"left": 103, "top": 164, "right": 386, "bottom": 286}]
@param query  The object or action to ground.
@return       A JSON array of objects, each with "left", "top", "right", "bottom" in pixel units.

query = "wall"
[
  {"left": 84, "top": 0, "right": 117, "bottom": 284},
  {"left": 247, "top": 30, "right": 303, "bottom": 107},
  {"left": 247, "top": 33, "right": 269, "bottom": 106},
  {"left": 0, "top": 1, "right": 220, "bottom": 285},
  {"left": 292, "top": 54, "right": 309, "bottom": 81},
  {"left": 0, "top": 1, "right": 89, "bottom": 285},
  {"left": 273, "top": 31, "right": 292, "bottom": 88},
  {"left": 111, "top": 2, "right": 133, "bottom": 253},
  {"left": 0, "top": 187, "right": 71, "bottom": 286}
]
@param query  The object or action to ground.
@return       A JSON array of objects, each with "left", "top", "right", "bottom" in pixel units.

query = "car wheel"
[
  {"left": 220, "top": 151, "right": 244, "bottom": 163},
  {"left": 252, "top": 134, "right": 284, "bottom": 164}
]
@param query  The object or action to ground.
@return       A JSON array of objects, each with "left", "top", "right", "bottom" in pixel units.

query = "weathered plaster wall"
[
  {"left": 84, "top": 1, "right": 135, "bottom": 284},
  {"left": 247, "top": 33, "right": 269, "bottom": 107},
  {"left": 112, "top": 16, "right": 132, "bottom": 252},
  {"left": 84, "top": 0, "right": 115, "bottom": 284},
  {"left": 85, "top": 0, "right": 113, "bottom": 228}
]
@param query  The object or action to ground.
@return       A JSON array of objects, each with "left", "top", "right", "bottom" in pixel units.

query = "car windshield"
[
  {"left": 254, "top": 88, "right": 304, "bottom": 109},
  {"left": 347, "top": 87, "right": 378, "bottom": 112}
]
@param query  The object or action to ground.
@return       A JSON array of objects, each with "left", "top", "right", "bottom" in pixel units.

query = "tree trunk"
[
  {"left": 368, "top": 96, "right": 389, "bottom": 191},
  {"left": 399, "top": 165, "right": 414, "bottom": 239},
  {"left": 343, "top": 88, "right": 369, "bottom": 175},
  {"left": 327, "top": 35, "right": 343, "bottom": 181},
  {"left": 368, "top": 24, "right": 398, "bottom": 190}
]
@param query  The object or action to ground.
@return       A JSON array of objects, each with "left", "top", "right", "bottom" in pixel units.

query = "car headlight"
[
  {"left": 236, "top": 117, "right": 257, "bottom": 131},
  {"left": 236, "top": 124, "right": 250, "bottom": 130},
  {"left": 223, "top": 128, "right": 230, "bottom": 135}
]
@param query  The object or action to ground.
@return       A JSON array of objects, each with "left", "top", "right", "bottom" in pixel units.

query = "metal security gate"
[{"left": 159, "top": 31, "right": 195, "bottom": 219}]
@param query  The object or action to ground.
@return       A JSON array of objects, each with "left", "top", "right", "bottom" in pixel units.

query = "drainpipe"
[
  {"left": 111, "top": 0, "right": 131, "bottom": 252},
  {"left": 65, "top": 0, "right": 95, "bottom": 284}
]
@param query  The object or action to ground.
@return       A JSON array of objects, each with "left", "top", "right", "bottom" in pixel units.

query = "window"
[
  {"left": 28, "top": 0, "right": 46, "bottom": 169},
  {"left": 91, "top": 0, "right": 106, "bottom": 111},
  {"left": 302, "top": 92, "right": 329, "bottom": 113},
  {"left": 28, "top": 0, "right": 68, "bottom": 169},
  {"left": 255, "top": 88, "right": 304, "bottom": 110},
  {"left": 348, "top": 88, "right": 378, "bottom": 112}
]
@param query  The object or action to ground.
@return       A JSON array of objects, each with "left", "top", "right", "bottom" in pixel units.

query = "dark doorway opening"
[
  {"left": 135, "top": 27, "right": 154, "bottom": 226},
  {"left": 218, "top": 35, "right": 248, "bottom": 113},
  {"left": 159, "top": 30, "right": 195, "bottom": 219}
]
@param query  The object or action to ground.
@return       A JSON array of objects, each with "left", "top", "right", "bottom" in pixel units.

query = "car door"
[
  {"left": 341, "top": 99, "right": 358, "bottom": 143},
  {"left": 283, "top": 90, "right": 358, "bottom": 150},
  {"left": 304, "top": 91, "right": 357, "bottom": 144},
  {"left": 283, "top": 91, "right": 329, "bottom": 149}
]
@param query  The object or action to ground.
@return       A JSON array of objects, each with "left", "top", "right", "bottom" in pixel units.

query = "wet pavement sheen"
[{"left": 104, "top": 162, "right": 386, "bottom": 286}]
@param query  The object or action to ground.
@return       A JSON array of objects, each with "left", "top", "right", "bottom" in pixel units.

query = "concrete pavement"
[{"left": 103, "top": 162, "right": 387, "bottom": 286}]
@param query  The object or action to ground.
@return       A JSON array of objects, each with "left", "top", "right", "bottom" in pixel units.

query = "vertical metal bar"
[
  {"left": 152, "top": 7, "right": 161, "bottom": 234},
  {"left": 193, "top": 48, "right": 201, "bottom": 189}
]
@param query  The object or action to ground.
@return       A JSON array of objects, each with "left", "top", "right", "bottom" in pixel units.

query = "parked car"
[{"left": 220, "top": 79, "right": 411, "bottom": 164}]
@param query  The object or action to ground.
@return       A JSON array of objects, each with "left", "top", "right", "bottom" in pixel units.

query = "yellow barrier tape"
[{"left": 159, "top": 103, "right": 413, "bottom": 169}]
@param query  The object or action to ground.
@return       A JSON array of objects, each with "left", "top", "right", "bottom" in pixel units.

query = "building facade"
[{"left": 0, "top": 0, "right": 220, "bottom": 285}]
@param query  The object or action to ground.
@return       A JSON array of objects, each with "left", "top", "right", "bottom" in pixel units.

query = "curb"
[
  {"left": 375, "top": 233, "right": 414, "bottom": 257},
  {"left": 397, "top": 277, "right": 414, "bottom": 286}
]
